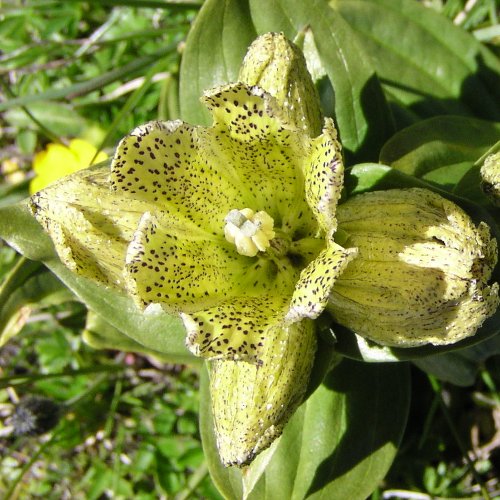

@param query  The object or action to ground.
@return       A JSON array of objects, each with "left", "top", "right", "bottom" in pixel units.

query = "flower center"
[{"left": 224, "top": 208, "right": 276, "bottom": 257}]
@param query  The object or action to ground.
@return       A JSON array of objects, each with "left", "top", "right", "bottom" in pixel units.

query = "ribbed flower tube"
[{"left": 329, "top": 188, "right": 499, "bottom": 347}]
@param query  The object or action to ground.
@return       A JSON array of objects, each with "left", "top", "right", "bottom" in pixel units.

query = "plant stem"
[
  {"left": 0, "top": 365, "right": 125, "bottom": 389},
  {"left": 428, "top": 375, "right": 491, "bottom": 500},
  {"left": 174, "top": 462, "right": 209, "bottom": 500},
  {"left": 3, "top": 428, "right": 61, "bottom": 500}
]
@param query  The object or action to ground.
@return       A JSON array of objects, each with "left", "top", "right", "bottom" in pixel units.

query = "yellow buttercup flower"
[{"left": 30, "top": 138, "right": 108, "bottom": 194}]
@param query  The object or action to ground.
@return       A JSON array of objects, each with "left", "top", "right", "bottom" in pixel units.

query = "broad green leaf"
[
  {"left": 332, "top": 0, "right": 500, "bottom": 125},
  {"left": 179, "top": 0, "right": 257, "bottom": 125},
  {"left": 379, "top": 116, "right": 500, "bottom": 179},
  {"left": 46, "top": 262, "right": 193, "bottom": 364},
  {"left": 0, "top": 201, "right": 194, "bottom": 364},
  {"left": 0, "top": 258, "right": 74, "bottom": 346},
  {"left": 200, "top": 359, "right": 410, "bottom": 500},
  {"left": 5, "top": 102, "right": 87, "bottom": 137},
  {"left": 379, "top": 116, "right": 500, "bottom": 207},
  {"left": 249, "top": 0, "right": 393, "bottom": 161},
  {"left": 422, "top": 162, "right": 474, "bottom": 189},
  {"left": 82, "top": 310, "right": 198, "bottom": 364},
  {"left": 0, "top": 202, "right": 59, "bottom": 261},
  {"left": 414, "top": 332, "right": 500, "bottom": 387}
]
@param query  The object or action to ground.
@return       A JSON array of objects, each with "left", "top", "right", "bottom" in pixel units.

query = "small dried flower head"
[{"left": 9, "top": 396, "right": 62, "bottom": 437}]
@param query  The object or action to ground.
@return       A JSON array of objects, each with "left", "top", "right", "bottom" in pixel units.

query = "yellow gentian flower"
[
  {"left": 329, "top": 188, "right": 499, "bottom": 346},
  {"left": 30, "top": 33, "right": 354, "bottom": 466}
]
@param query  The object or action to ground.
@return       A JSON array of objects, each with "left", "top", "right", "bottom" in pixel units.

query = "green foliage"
[
  {"left": 0, "top": 306, "right": 215, "bottom": 498},
  {"left": 0, "top": 0, "right": 196, "bottom": 151},
  {"left": 201, "top": 360, "right": 410, "bottom": 499},
  {"left": 1, "top": 0, "right": 500, "bottom": 498}
]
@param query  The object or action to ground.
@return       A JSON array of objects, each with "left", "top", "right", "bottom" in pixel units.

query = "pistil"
[{"left": 224, "top": 208, "right": 276, "bottom": 257}]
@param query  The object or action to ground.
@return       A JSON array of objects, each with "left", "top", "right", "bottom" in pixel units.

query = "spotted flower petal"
[
  {"left": 183, "top": 292, "right": 293, "bottom": 363},
  {"left": 202, "top": 83, "right": 318, "bottom": 237},
  {"left": 31, "top": 166, "right": 150, "bottom": 288},
  {"left": 111, "top": 120, "right": 244, "bottom": 234},
  {"left": 286, "top": 242, "right": 357, "bottom": 322},
  {"left": 124, "top": 210, "right": 293, "bottom": 314},
  {"left": 125, "top": 212, "right": 239, "bottom": 309},
  {"left": 303, "top": 118, "right": 344, "bottom": 237},
  {"left": 210, "top": 318, "right": 316, "bottom": 467}
]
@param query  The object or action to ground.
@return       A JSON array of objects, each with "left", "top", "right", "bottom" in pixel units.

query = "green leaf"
[
  {"left": 379, "top": 116, "right": 500, "bottom": 207},
  {"left": 179, "top": 0, "right": 257, "bottom": 125},
  {"left": 0, "top": 257, "right": 74, "bottom": 346},
  {"left": 46, "top": 262, "right": 193, "bottom": 364},
  {"left": 248, "top": 0, "right": 393, "bottom": 161},
  {"left": 379, "top": 116, "right": 500, "bottom": 179},
  {"left": 0, "top": 201, "right": 195, "bottom": 364},
  {"left": 201, "top": 359, "right": 410, "bottom": 499},
  {"left": 0, "top": 202, "right": 58, "bottom": 261},
  {"left": 333, "top": 0, "right": 500, "bottom": 125},
  {"left": 5, "top": 102, "right": 87, "bottom": 137},
  {"left": 83, "top": 310, "right": 199, "bottom": 364},
  {"left": 414, "top": 332, "right": 500, "bottom": 387}
]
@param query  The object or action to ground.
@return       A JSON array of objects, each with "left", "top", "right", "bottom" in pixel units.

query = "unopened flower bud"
[
  {"left": 480, "top": 151, "right": 500, "bottom": 206},
  {"left": 328, "top": 188, "right": 499, "bottom": 347},
  {"left": 239, "top": 32, "right": 322, "bottom": 136}
]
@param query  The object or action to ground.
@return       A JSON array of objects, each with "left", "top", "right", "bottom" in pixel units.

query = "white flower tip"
[{"left": 143, "top": 303, "right": 164, "bottom": 316}]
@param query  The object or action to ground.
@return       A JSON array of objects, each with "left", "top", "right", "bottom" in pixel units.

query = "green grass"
[
  {"left": 0, "top": 254, "right": 218, "bottom": 498},
  {"left": 0, "top": 2, "right": 219, "bottom": 497}
]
